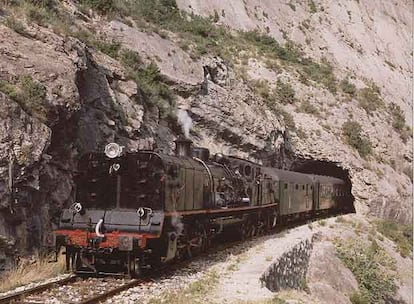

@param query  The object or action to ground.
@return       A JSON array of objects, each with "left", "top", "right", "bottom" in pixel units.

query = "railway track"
[
  {"left": 0, "top": 238, "right": 244, "bottom": 304},
  {"left": 0, "top": 276, "right": 77, "bottom": 304},
  {"left": 0, "top": 276, "right": 149, "bottom": 304}
]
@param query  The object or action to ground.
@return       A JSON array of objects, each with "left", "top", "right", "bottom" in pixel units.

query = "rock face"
[
  {"left": 0, "top": 0, "right": 411, "bottom": 272},
  {"left": 307, "top": 241, "right": 359, "bottom": 304}
]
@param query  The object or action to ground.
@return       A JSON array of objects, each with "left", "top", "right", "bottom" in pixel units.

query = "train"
[{"left": 53, "top": 138, "right": 351, "bottom": 276}]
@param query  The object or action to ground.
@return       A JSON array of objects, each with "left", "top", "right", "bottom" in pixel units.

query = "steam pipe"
[
  {"left": 193, "top": 157, "right": 215, "bottom": 207},
  {"left": 95, "top": 219, "right": 105, "bottom": 238}
]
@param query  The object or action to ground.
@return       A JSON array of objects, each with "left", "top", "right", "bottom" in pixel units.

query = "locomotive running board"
[{"left": 164, "top": 203, "right": 278, "bottom": 217}]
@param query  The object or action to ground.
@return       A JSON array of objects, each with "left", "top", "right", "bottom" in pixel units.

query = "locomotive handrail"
[{"left": 193, "top": 157, "right": 215, "bottom": 206}]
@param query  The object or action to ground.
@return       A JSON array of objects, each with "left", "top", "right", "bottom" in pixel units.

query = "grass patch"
[
  {"left": 0, "top": 76, "right": 48, "bottom": 122},
  {"left": 335, "top": 238, "right": 397, "bottom": 304},
  {"left": 375, "top": 219, "right": 413, "bottom": 258},
  {"left": 342, "top": 120, "right": 372, "bottom": 158},
  {"left": 0, "top": 252, "right": 65, "bottom": 292}
]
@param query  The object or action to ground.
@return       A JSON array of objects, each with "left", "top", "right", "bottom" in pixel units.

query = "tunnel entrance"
[{"left": 289, "top": 158, "right": 355, "bottom": 213}]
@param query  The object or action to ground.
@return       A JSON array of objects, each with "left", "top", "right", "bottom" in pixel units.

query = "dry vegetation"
[
  {"left": 147, "top": 270, "right": 219, "bottom": 304},
  {"left": 0, "top": 252, "right": 65, "bottom": 292}
]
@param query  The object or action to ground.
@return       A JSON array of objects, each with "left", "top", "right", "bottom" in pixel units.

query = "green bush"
[
  {"left": 279, "top": 107, "right": 296, "bottom": 130},
  {"left": 119, "top": 49, "right": 142, "bottom": 70},
  {"left": 299, "top": 99, "right": 319, "bottom": 115},
  {"left": 242, "top": 31, "right": 302, "bottom": 64},
  {"left": 121, "top": 54, "right": 175, "bottom": 119},
  {"left": 335, "top": 238, "right": 397, "bottom": 304},
  {"left": 26, "top": 0, "right": 56, "bottom": 9},
  {"left": 302, "top": 58, "right": 337, "bottom": 93},
  {"left": 375, "top": 219, "right": 413, "bottom": 258},
  {"left": 403, "top": 165, "right": 413, "bottom": 182},
  {"left": 388, "top": 102, "right": 411, "bottom": 142},
  {"left": 274, "top": 79, "right": 296, "bottom": 104},
  {"left": 350, "top": 291, "right": 370, "bottom": 304},
  {"left": 78, "top": 0, "right": 117, "bottom": 13},
  {"left": 4, "top": 16, "right": 29, "bottom": 36},
  {"left": 309, "top": 0, "right": 317, "bottom": 13},
  {"left": 94, "top": 40, "right": 121, "bottom": 58},
  {"left": 287, "top": 1, "right": 296, "bottom": 11},
  {"left": 340, "top": 78, "right": 356, "bottom": 96},
  {"left": 342, "top": 120, "right": 372, "bottom": 158},
  {"left": 296, "top": 127, "right": 307, "bottom": 139},
  {"left": 357, "top": 83, "right": 383, "bottom": 114},
  {"left": 0, "top": 76, "right": 48, "bottom": 122},
  {"left": 250, "top": 79, "right": 271, "bottom": 100}
]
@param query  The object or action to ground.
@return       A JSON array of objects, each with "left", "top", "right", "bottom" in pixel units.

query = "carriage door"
[
  {"left": 289, "top": 182, "right": 294, "bottom": 211},
  {"left": 312, "top": 182, "right": 320, "bottom": 210}
]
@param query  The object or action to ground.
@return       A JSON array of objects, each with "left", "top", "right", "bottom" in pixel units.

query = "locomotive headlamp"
[
  {"left": 71, "top": 202, "right": 83, "bottom": 213},
  {"left": 104, "top": 143, "right": 124, "bottom": 158}
]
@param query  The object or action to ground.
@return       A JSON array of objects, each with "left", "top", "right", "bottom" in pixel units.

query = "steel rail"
[
  {"left": 0, "top": 275, "right": 78, "bottom": 304},
  {"left": 76, "top": 279, "right": 147, "bottom": 304}
]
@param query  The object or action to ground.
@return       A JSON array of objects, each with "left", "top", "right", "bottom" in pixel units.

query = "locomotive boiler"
[{"left": 53, "top": 138, "right": 350, "bottom": 276}]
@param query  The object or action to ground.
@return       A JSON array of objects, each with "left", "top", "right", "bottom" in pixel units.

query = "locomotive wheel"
[
  {"left": 71, "top": 251, "right": 81, "bottom": 272},
  {"left": 247, "top": 220, "right": 257, "bottom": 237},
  {"left": 129, "top": 257, "right": 141, "bottom": 278},
  {"left": 189, "top": 223, "right": 208, "bottom": 256},
  {"left": 239, "top": 222, "right": 249, "bottom": 241}
]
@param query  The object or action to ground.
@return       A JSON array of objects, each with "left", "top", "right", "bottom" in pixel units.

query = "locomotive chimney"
[{"left": 175, "top": 136, "right": 192, "bottom": 157}]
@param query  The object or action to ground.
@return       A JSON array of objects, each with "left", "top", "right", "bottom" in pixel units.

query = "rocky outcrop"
[{"left": 307, "top": 241, "right": 359, "bottom": 304}]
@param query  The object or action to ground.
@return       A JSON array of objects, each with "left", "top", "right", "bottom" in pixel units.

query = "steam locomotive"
[{"left": 53, "top": 138, "right": 350, "bottom": 276}]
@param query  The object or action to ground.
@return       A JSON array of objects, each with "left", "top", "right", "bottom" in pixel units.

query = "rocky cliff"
[{"left": 0, "top": 0, "right": 411, "bottom": 270}]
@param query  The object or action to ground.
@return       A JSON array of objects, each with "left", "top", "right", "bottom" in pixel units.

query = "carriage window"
[
  {"left": 244, "top": 165, "right": 252, "bottom": 177},
  {"left": 284, "top": 184, "right": 288, "bottom": 189},
  {"left": 295, "top": 184, "right": 299, "bottom": 190},
  {"left": 302, "top": 185, "right": 305, "bottom": 190}
]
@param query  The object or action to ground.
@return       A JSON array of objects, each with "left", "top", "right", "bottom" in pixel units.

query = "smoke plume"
[{"left": 177, "top": 109, "right": 193, "bottom": 138}]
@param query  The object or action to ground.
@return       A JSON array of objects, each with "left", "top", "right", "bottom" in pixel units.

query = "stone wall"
[{"left": 260, "top": 236, "right": 314, "bottom": 292}]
